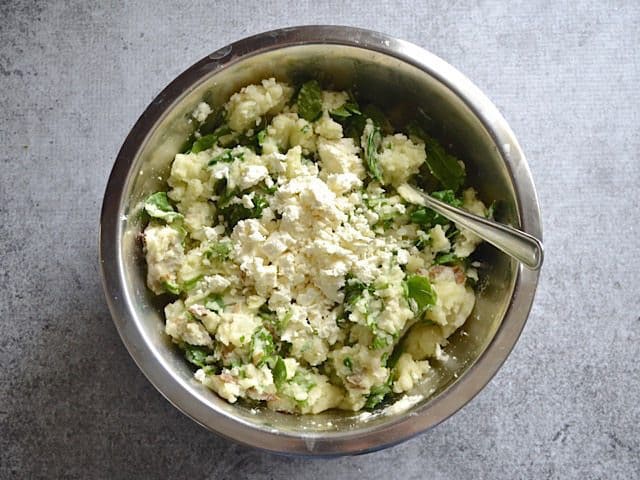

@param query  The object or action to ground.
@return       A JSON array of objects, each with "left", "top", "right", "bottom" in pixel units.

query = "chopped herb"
[
  {"left": 202, "top": 365, "right": 219, "bottom": 376},
  {"left": 405, "top": 274, "right": 437, "bottom": 314},
  {"left": 219, "top": 195, "right": 268, "bottom": 229},
  {"left": 365, "top": 380, "right": 392, "bottom": 410},
  {"left": 272, "top": 356, "right": 287, "bottom": 388},
  {"left": 296, "top": 80, "right": 323, "bottom": 122},
  {"left": 214, "top": 178, "right": 237, "bottom": 209},
  {"left": 208, "top": 148, "right": 244, "bottom": 165},
  {"left": 409, "top": 190, "right": 463, "bottom": 228},
  {"left": 371, "top": 334, "right": 390, "bottom": 350},
  {"left": 191, "top": 134, "right": 216, "bottom": 154},
  {"left": 180, "top": 134, "right": 197, "bottom": 154},
  {"left": 258, "top": 306, "right": 290, "bottom": 337},
  {"left": 162, "top": 280, "right": 181, "bottom": 295},
  {"left": 343, "top": 276, "right": 373, "bottom": 307},
  {"left": 434, "top": 252, "right": 458, "bottom": 265},
  {"left": 446, "top": 226, "right": 460, "bottom": 241},
  {"left": 262, "top": 182, "right": 277, "bottom": 195},
  {"left": 424, "top": 138, "right": 465, "bottom": 191},
  {"left": 486, "top": 200, "right": 496, "bottom": 219},
  {"left": 184, "top": 345, "right": 211, "bottom": 368},
  {"left": 251, "top": 328, "right": 275, "bottom": 365},
  {"left": 343, "top": 357, "right": 353, "bottom": 370},
  {"left": 258, "top": 305, "right": 277, "bottom": 324},
  {"left": 330, "top": 101, "right": 361, "bottom": 119},
  {"left": 256, "top": 129, "right": 267, "bottom": 153},
  {"left": 204, "top": 294, "right": 224, "bottom": 312},
  {"left": 380, "top": 352, "right": 389, "bottom": 366},
  {"left": 280, "top": 310, "right": 292, "bottom": 331},
  {"left": 198, "top": 107, "right": 225, "bottom": 135},
  {"left": 228, "top": 358, "right": 243, "bottom": 369},
  {"left": 415, "top": 235, "right": 429, "bottom": 250},
  {"left": 179, "top": 107, "right": 223, "bottom": 154},
  {"left": 292, "top": 371, "right": 316, "bottom": 392},
  {"left": 386, "top": 344, "right": 404, "bottom": 368},
  {"left": 342, "top": 114, "right": 367, "bottom": 141},
  {"left": 204, "top": 241, "right": 232, "bottom": 261},
  {"left": 237, "top": 123, "right": 266, "bottom": 152},
  {"left": 379, "top": 216, "right": 394, "bottom": 230},
  {"left": 409, "top": 207, "right": 446, "bottom": 227},
  {"left": 144, "top": 192, "right": 183, "bottom": 223},
  {"left": 191, "top": 124, "right": 231, "bottom": 153},
  {"left": 364, "top": 125, "right": 383, "bottom": 182},
  {"left": 405, "top": 118, "right": 465, "bottom": 191},
  {"left": 278, "top": 341, "right": 292, "bottom": 358},
  {"left": 431, "top": 189, "right": 463, "bottom": 207},
  {"left": 181, "top": 275, "right": 203, "bottom": 291}
]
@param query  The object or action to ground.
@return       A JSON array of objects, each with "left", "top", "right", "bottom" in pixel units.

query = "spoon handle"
[{"left": 397, "top": 185, "right": 544, "bottom": 270}]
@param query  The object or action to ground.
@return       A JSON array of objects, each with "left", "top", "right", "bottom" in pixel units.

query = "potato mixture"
[{"left": 142, "top": 78, "right": 488, "bottom": 414}]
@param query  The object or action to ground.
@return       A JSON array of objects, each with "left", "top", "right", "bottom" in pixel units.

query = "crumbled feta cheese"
[
  {"left": 191, "top": 101, "right": 212, "bottom": 123},
  {"left": 317, "top": 138, "right": 365, "bottom": 179},
  {"left": 238, "top": 165, "right": 269, "bottom": 190}
]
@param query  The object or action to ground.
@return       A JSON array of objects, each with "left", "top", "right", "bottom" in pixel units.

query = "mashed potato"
[{"left": 142, "top": 79, "right": 487, "bottom": 414}]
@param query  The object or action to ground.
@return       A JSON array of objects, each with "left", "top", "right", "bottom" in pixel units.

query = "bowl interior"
[{"left": 117, "top": 44, "right": 520, "bottom": 437}]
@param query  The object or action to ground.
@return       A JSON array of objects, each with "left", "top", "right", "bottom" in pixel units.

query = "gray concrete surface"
[{"left": 1, "top": 1, "right": 639, "bottom": 478}]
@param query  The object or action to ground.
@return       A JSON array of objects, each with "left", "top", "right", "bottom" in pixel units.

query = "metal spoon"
[{"left": 397, "top": 184, "right": 544, "bottom": 270}]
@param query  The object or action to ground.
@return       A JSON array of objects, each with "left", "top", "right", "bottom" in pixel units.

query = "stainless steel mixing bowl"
[{"left": 100, "top": 26, "right": 542, "bottom": 456}]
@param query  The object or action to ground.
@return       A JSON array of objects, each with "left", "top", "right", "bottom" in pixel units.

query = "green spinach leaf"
[
  {"left": 272, "top": 356, "right": 287, "bottom": 388},
  {"left": 343, "top": 276, "right": 373, "bottom": 307},
  {"left": 144, "top": 192, "right": 183, "bottom": 223},
  {"left": 406, "top": 121, "right": 465, "bottom": 191},
  {"left": 365, "top": 380, "right": 392, "bottom": 410},
  {"left": 219, "top": 195, "right": 268, "bottom": 229},
  {"left": 208, "top": 149, "right": 244, "bottom": 165},
  {"left": 204, "top": 294, "right": 224, "bottom": 312},
  {"left": 191, "top": 124, "right": 231, "bottom": 153},
  {"left": 296, "top": 80, "right": 323, "bottom": 122},
  {"left": 424, "top": 138, "right": 465, "bottom": 191},
  {"left": 204, "top": 241, "right": 232, "bottom": 261},
  {"left": 409, "top": 190, "right": 462, "bottom": 228},
  {"left": 184, "top": 345, "right": 211, "bottom": 368},
  {"left": 162, "top": 280, "right": 181, "bottom": 295},
  {"left": 330, "top": 101, "right": 361, "bottom": 119},
  {"left": 365, "top": 125, "right": 383, "bottom": 182},
  {"left": 433, "top": 252, "right": 458, "bottom": 265},
  {"left": 181, "top": 275, "right": 203, "bottom": 291},
  {"left": 405, "top": 274, "right": 437, "bottom": 314}
]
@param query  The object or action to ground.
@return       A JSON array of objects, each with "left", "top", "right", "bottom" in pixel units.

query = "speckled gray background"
[{"left": 1, "top": 0, "right": 639, "bottom": 478}]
